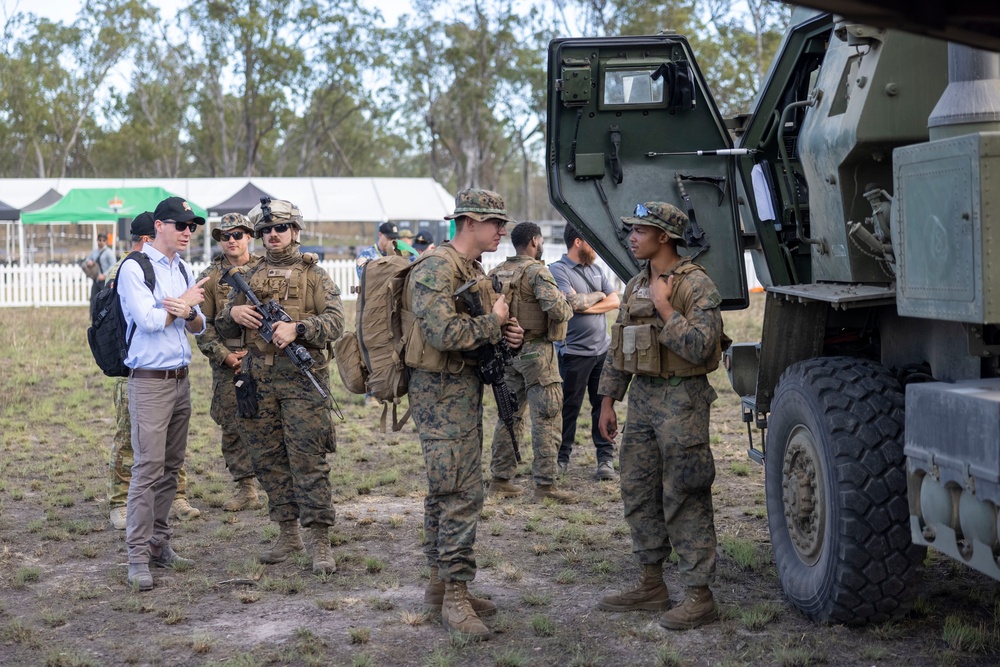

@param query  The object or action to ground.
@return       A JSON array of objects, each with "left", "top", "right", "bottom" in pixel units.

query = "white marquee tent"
[{"left": 0, "top": 177, "right": 456, "bottom": 265}]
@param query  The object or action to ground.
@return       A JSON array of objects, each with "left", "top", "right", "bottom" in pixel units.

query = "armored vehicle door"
[{"left": 547, "top": 36, "right": 748, "bottom": 308}]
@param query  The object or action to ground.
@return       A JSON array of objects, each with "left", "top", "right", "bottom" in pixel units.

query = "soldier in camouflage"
[
  {"left": 195, "top": 213, "right": 263, "bottom": 512},
  {"left": 404, "top": 188, "right": 525, "bottom": 640},
  {"left": 596, "top": 202, "right": 724, "bottom": 630},
  {"left": 217, "top": 199, "right": 344, "bottom": 576},
  {"left": 487, "top": 221, "right": 577, "bottom": 503},
  {"left": 108, "top": 212, "right": 201, "bottom": 530}
]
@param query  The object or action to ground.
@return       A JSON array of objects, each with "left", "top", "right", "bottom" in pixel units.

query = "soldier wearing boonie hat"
[
  {"left": 197, "top": 211, "right": 263, "bottom": 515},
  {"left": 217, "top": 196, "right": 345, "bottom": 577},
  {"left": 620, "top": 201, "right": 689, "bottom": 247},
  {"left": 595, "top": 199, "right": 725, "bottom": 631},
  {"left": 403, "top": 186, "right": 525, "bottom": 639},
  {"left": 443, "top": 188, "right": 515, "bottom": 224},
  {"left": 212, "top": 212, "right": 255, "bottom": 243}
]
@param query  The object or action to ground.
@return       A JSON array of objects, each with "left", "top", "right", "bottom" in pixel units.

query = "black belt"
[{"left": 130, "top": 367, "right": 188, "bottom": 380}]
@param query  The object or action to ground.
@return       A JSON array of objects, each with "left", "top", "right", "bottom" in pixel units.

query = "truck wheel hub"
[{"left": 781, "top": 425, "right": 825, "bottom": 564}]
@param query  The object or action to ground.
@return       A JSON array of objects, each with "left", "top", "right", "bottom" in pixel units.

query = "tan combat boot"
[
  {"left": 170, "top": 496, "right": 201, "bottom": 520},
  {"left": 487, "top": 478, "right": 523, "bottom": 498},
  {"left": 441, "top": 581, "right": 491, "bottom": 640},
  {"left": 310, "top": 526, "right": 337, "bottom": 575},
  {"left": 223, "top": 478, "right": 261, "bottom": 512},
  {"left": 533, "top": 484, "right": 578, "bottom": 504},
  {"left": 425, "top": 569, "right": 497, "bottom": 617},
  {"left": 659, "top": 586, "right": 718, "bottom": 630},
  {"left": 259, "top": 520, "right": 305, "bottom": 564},
  {"left": 597, "top": 563, "right": 671, "bottom": 611}
]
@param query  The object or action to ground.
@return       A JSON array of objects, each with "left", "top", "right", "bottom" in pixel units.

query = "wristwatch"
[
  {"left": 185, "top": 308, "right": 198, "bottom": 322},
  {"left": 295, "top": 322, "right": 306, "bottom": 337}
]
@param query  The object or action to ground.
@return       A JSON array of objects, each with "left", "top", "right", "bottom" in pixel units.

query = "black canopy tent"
[
  {"left": 22, "top": 188, "right": 63, "bottom": 212},
  {"left": 207, "top": 182, "right": 274, "bottom": 217},
  {"left": 0, "top": 198, "right": 18, "bottom": 220}
]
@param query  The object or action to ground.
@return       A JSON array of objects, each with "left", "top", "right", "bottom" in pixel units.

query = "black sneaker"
[
  {"left": 150, "top": 544, "right": 194, "bottom": 569},
  {"left": 596, "top": 461, "right": 617, "bottom": 480}
]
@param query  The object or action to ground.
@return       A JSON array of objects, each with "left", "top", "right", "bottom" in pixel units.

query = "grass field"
[{"left": 1, "top": 295, "right": 1000, "bottom": 666}]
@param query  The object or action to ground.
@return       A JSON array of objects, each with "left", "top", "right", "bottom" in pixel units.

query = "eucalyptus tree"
[
  {"left": 183, "top": 0, "right": 381, "bottom": 177},
  {"left": 392, "top": 0, "right": 547, "bottom": 216}
]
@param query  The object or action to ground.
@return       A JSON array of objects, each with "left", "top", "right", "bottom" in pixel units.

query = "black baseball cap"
[
  {"left": 130, "top": 212, "right": 155, "bottom": 237},
  {"left": 414, "top": 231, "right": 434, "bottom": 249},
  {"left": 378, "top": 222, "right": 399, "bottom": 239},
  {"left": 154, "top": 196, "right": 206, "bottom": 226}
]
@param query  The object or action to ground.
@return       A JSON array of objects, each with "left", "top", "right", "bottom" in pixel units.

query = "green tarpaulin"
[{"left": 21, "top": 187, "right": 206, "bottom": 224}]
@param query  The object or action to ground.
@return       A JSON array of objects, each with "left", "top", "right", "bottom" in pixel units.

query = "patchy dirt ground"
[{"left": 2, "top": 302, "right": 1000, "bottom": 667}]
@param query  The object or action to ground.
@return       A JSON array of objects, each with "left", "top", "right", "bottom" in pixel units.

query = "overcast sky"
[{"left": 25, "top": 0, "right": 416, "bottom": 26}]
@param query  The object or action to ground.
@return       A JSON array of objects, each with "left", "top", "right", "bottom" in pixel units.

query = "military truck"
[{"left": 546, "top": 6, "right": 1000, "bottom": 626}]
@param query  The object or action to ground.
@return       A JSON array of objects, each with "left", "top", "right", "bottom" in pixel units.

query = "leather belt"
[{"left": 130, "top": 367, "right": 189, "bottom": 380}]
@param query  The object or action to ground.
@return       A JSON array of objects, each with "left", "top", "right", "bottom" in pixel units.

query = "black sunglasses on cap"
[
  {"left": 260, "top": 223, "right": 290, "bottom": 235},
  {"left": 220, "top": 231, "right": 246, "bottom": 241},
  {"left": 164, "top": 220, "right": 199, "bottom": 233}
]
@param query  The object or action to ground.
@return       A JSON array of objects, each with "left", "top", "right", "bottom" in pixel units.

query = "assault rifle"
[
  {"left": 222, "top": 266, "right": 328, "bottom": 399},
  {"left": 455, "top": 276, "right": 521, "bottom": 463}
]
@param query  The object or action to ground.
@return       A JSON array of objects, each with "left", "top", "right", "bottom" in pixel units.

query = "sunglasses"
[
  {"left": 259, "top": 224, "right": 290, "bottom": 235},
  {"left": 633, "top": 203, "right": 649, "bottom": 217},
  {"left": 220, "top": 231, "right": 245, "bottom": 241},
  {"left": 165, "top": 220, "right": 199, "bottom": 233}
]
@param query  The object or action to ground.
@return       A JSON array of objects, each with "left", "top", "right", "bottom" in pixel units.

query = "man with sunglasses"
[
  {"left": 402, "top": 188, "right": 524, "bottom": 640},
  {"left": 194, "top": 213, "right": 263, "bottom": 513},
  {"left": 217, "top": 199, "right": 344, "bottom": 577},
  {"left": 118, "top": 196, "right": 210, "bottom": 591},
  {"left": 107, "top": 212, "right": 202, "bottom": 531},
  {"left": 595, "top": 202, "right": 724, "bottom": 630}
]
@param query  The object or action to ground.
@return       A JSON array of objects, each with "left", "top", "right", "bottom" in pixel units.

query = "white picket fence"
[{"left": 0, "top": 248, "right": 758, "bottom": 308}]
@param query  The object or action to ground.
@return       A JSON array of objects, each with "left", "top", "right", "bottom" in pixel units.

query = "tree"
[{"left": 392, "top": 0, "right": 547, "bottom": 216}]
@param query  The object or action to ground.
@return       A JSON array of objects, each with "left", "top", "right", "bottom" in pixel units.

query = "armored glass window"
[{"left": 603, "top": 68, "right": 664, "bottom": 106}]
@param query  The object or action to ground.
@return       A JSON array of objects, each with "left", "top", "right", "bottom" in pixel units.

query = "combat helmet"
[{"left": 248, "top": 197, "right": 304, "bottom": 238}]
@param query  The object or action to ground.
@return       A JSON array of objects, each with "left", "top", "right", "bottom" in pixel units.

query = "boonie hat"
[
  {"left": 398, "top": 228, "right": 414, "bottom": 239},
  {"left": 130, "top": 212, "right": 155, "bottom": 237},
  {"left": 444, "top": 188, "right": 515, "bottom": 224},
  {"left": 379, "top": 222, "right": 399, "bottom": 239},
  {"left": 248, "top": 198, "right": 303, "bottom": 238},
  {"left": 621, "top": 202, "right": 689, "bottom": 247},
  {"left": 154, "top": 196, "right": 206, "bottom": 226},
  {"left": 212, "top": 212, "right": 254, "bottom": 242},
  {"left": 413, "top": 231, "right": 434, "bottom": 250}
]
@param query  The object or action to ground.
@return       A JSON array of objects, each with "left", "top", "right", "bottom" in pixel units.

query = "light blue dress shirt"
[{"left": 118, "top": 243, "right": 205, "bottom": 370}]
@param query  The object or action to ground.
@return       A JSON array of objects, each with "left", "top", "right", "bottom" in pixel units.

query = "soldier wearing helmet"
[
  {"left": 217, "top": 198, "right": 345, "bottom": 576},
  {"left": 195, "top": 213, "right": 263, "bottom": 513},
  {"left": 596, "top": 201, "right": 725, "bottom": 630}
]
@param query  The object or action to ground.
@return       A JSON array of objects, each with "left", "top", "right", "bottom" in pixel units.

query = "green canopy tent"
[{"left": 21, "top": 187, "right": 207, "bottom": 261}]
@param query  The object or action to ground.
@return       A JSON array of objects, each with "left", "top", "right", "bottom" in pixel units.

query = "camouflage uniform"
[
  {"left": 195, "top": 219, "right": 262, "bottom": 487},
  {"left": 405, "top": 189, "right": 513, "bottom": 584},
  {"left": 216, "top": 208, "right": 344, "bottom": 530},
  {"left": 598, "top": 204, "right": 724, "bottom": 590},
  {"left": 106, "top": 256, "right": 191, "bottom": 512},
  {"left": 488, "top": 256, "right": 573, "bottom": 486}
]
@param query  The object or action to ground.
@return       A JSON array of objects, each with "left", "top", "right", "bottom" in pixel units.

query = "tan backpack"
[{"left": 334, "top": 244, "right": 421, "bottom": 431}]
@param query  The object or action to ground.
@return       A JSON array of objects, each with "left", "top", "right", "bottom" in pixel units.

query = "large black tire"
[{"left": 765, "top": 356, "right": 925, "bottom": 625}]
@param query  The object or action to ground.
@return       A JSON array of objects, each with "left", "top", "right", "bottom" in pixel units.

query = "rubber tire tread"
[{"left": 766, "top": 356, "right": 925, "bottom": 625}]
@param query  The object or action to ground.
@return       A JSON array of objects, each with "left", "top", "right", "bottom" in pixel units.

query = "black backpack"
[{"left": 87, "top": 251, "right": 188, "bottom": 377}]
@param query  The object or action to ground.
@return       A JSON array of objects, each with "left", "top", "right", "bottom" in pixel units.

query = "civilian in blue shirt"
[
  {"left": 549, "top": 225, "right": 621, "bottom": 480},
  {"left": 118, "top": 196, "right": 209, "bottom": 591}
]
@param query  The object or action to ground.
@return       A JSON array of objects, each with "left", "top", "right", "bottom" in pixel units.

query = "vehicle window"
[{"left": 603, "top": 69, "right": 664, "bottom": 106}]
